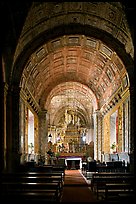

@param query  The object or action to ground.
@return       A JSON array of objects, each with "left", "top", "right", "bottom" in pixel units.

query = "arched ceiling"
[
  {"left": 14, "top": 2, "right": 134, "bottom": 63},
  {"left": 20, "top": 35, "right": 127, "bottom": 128},
  {"left": 45, "top": 81, "right": 97, "bottom": 111},
  {"left": 21, "top": 35, "right": 126, "bottom": 108},
  {"left": 17, "top": 2, "right": 132, "bottom": 129},
  {"left": 46, "top": 81, "right": 96, "bottom": 127}
]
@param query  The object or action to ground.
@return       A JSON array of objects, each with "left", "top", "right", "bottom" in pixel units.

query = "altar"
[
  {"left": 58, "top": 153, "right": 83, "bottom": 169},
  {"left": 65, "top": 157, "right": 82, "bottom": 169},
  {"left": 47, "top": 111, "right": 94, "bottom": 167}
]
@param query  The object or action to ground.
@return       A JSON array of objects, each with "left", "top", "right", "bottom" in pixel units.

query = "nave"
[
  {"left": 0, "top": 3, "right": 134, "bottom": 203},
  {"left": 60, "top": 169, "right": 98, "bottom": 203},
  {"left": 1, "top": 163, "right": 134, "bottom": 203}
]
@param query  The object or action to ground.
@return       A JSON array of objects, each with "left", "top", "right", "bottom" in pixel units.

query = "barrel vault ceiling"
[
  {"left": 20, "top": 35, "right": 127, "bottom": 127},
  {"left": 15, "top": 2, "right": 132, "bottom": 128}
]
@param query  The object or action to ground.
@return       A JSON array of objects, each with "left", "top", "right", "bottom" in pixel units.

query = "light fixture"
[
  {"left": 48, "top": 134, "right": 52, "bottom": 137},
  {"left": 48, "top": 113, "right": 52, "bottom": 139}
]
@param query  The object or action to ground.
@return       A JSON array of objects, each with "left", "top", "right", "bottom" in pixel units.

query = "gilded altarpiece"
[
  {"left": 117, "top": 105, "right": 123, "bottom": 152},
  {"left": 34, "top": 114, "right": 39, "bottom": 154},
  {"left": 93, "top": 111, "right": 102, "bottom": 160},
  {"left": 25, "top": 107, "right": 28, "bottom": 154},
  {"left": 97, "top": 112, "right": 103, "bottom": 161},
  {"left": 123, "top": 99, "right": 130, "bottom": 153},
  {"left": 103, "top": 115, "right": 110, "bottom": 153},
  {"left": 93, "top": 111, "right": 98, "bottom": 160}
]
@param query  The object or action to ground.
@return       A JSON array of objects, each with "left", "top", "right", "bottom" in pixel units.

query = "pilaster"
[
  {"left": 93, "top": 110, "right": 102, "bottom": 161},
  {"left": 129, "top": 84, "right": 134, "bottom": 173},
  {"left": 0, "top": 82, "right": 8, "bottom": 172},
  {"left": 125, "top": 65, "right": 134, "bottom": 173},
  {"left": 6, "top": 85, "right": 21, "bottom": 172},
  {"left": 38, "top": 109, "right": 48, "bottom": 157}
]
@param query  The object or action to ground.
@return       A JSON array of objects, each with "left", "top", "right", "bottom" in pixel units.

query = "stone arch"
[
  {"left": 11, "top": 2, "right": 133, "bottom": 87},
  {"left": 3, "top": 2, "right": 134, "bottom": 171}
]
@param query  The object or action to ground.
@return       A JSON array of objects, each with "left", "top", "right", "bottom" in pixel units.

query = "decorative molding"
[
  {"left": 14, "top": 2, "right": 133, "bottom": 65},
  {"left": 21, "top": 87, "right": 41, "bottom": 114}
]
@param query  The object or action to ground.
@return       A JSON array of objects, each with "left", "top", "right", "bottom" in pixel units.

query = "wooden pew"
[
  {"left": 90, "top": 172, "right": 134, "bottom": 200},
  {"left": 52, "top": 166, "right": 65, "bottom": 175},
  {"left": 2, "top": 181, "right": 61, "bottom": 201},
  {"left": 2, "top": 171, "right": 64, "bottom": 182},
  {"left": 91, "top": 172, "right": 134, "bottom": 188},
  {"left": 1, "top": 174, "right": 63, "bottom": 191},
  {"left": 1, "top": 171, "right": 63, "bottom": 202},
  {"left": 2, "top": 191, "right": 58, "bottom": 202},
  {"left": 105, "top": 183, "right": 134, "bottom": 201},
  {"left": 18, "top": 163, "right": 65, "bottom": 181}
]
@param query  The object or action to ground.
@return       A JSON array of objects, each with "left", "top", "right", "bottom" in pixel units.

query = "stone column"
[
  {"left": 51, "top": 126, "right": 56, "bottom": 144},
  {"left": 93, "top": 111, "right": 98, "bottom": 161},
  {"left": 98, "top": 112, "right": 103, "bottom": 161},
  {"left": 93, "top": 110, "right": 102, "bottom": 161},
  {"left": 129, "top": 85, "right": 134, "bottom": 173},
  {"left": 38, "top": 109, "right": 48, "bottom": 159},
  {"left": 0, "top": 82, "right": 8, "bottom": 173},
  {"left": 127, "top": 66, "right": 134, "bottom": 173},
  {"left": 86, "top": 128, "right": 94, "bottom": 144},
  {"left": 19, "top": 89, "right": 28, "bottom": 164},
  {"left": 6, "top": 85, "right": 21, "bottom": 172}
]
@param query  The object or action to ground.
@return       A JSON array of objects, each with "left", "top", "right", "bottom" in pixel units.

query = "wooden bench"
[
  {"left": 91, "top": 172, "right": 134, "bottom": 188},
  {"left": 2, "top": 171, "right": 64, "bottom": 182},
  {"left": 105, "top": 183, "right": 134, "bottom": 201},
  {"left": 90, "top": 172, "right": 134, "bottom": 200},
  {"left": 2, "top": 181, "right": 60, "bottom": 190},
  {"left": 118, "top": 192, "right": 135, "bottom": 201},
  {"left": 2, "top": 178, "right": 62, "bottom": 202},
  {"left": 23, "top": 171, "right": 64, "bottom": 179},
  {"left": 2, "top": 190, "right": 58, "bottom": 202},
  {"left": 7, "top": 176, "right": 63, "bottom": 191},
  {"left": 52, "top": 166, "right": 65, "bottom": 176},
  {"left": 1, "top": 166, "right": 65, "bottom": 202}
]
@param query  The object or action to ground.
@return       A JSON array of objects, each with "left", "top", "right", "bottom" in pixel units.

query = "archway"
[{"left": 3, "top": 2, "right": 134, "bottom": 172}]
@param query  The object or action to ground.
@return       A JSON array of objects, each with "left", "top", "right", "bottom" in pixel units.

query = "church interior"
[{"left": 0, "top": 2, "right": 134, "bottom": 202}]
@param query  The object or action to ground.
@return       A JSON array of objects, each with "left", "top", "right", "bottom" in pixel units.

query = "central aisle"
[{"left": 60, "top": 170, "right": 98, "bottom": 203}]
